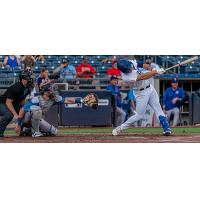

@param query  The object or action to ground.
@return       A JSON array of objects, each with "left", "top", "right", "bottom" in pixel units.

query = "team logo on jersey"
[{"left": 175, "top": 90, "right": 179, "bottom": 95}]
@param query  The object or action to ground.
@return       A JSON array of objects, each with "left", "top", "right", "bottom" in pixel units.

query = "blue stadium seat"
[
  {"left": 185, "top": 66, "right": 199, "bottom": 74},
  {"left": 0, "top": 73, "right": 7, "bottom": 78}
]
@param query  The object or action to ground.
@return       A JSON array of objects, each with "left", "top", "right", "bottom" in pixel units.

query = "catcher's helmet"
[
  {"left": 40, "top": 83, "right": 60, "bottom": 99},
  {"left": 117, "top": 59, "right": 134, "bottom": 74},
  {"left": 40, "top": 83, "right": 51, "bottom": 92}
]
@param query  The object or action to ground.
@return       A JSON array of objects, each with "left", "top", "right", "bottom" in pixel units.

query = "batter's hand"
[{"left": 156, "top": 68, "right": 166, "bottom": 74}]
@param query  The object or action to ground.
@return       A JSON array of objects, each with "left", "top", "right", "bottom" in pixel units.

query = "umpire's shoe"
[{"left": 163, "top": 128, "right": 171, "bottom": 136}]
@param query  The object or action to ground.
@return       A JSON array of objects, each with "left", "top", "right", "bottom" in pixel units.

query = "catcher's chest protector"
[{"left": 38, "top": 96, "right": 54, "bottom": 115}]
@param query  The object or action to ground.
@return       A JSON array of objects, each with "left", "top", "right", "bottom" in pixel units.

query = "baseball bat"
[{"left": 165, "top": 56, "right": 198, "bottom": 71}]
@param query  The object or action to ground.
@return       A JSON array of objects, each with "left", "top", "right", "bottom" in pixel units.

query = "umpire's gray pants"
[
  {"left": 116, "top": 107, "right": 126, "bottom": 127},
  {"left": 166, "top": 107, "right": 180, "bottom": 126}
]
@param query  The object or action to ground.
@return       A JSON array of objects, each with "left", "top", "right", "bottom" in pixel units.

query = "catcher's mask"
[
  {"left": 40, "top": 83, "right": 59, "bottom": 99},
  {"left": 19, "top": 71, "right": 35, "bottom": 89}
]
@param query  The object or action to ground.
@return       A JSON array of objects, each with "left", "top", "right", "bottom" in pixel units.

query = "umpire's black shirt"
[{"left": 0, "top": 81, "right": 30, "bottom": 110}]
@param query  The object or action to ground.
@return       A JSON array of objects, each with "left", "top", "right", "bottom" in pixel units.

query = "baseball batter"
[{"left": 112, "top": 59, "right": 171, "bottom": 136}]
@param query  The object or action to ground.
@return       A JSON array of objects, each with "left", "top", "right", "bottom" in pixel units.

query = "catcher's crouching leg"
[
  {"left": 30, "top": 106, "right": 43, "bottom": 137},
  {"left": 39, "top": 119, "right": 58, "bottom": 136}
]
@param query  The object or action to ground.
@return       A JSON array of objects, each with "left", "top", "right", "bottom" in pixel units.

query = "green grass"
[{"left": 4, "top": 127, "right": 200, "bottom": 135}]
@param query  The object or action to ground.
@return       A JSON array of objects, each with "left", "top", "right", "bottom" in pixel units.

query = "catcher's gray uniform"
[{"left": 22, "top": 95, "right": 62, "bottom": 137}]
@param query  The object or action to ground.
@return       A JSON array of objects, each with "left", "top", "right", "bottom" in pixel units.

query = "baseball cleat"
[
  {"left": 112, "top": 126, "right": 123, "bottom": 136},
  {"left": 32, "top": 131, "right": 43, "bottom": 138},
  {"left": 163, "top": 128, "right": 171, "bottom": 136},
  {"left": 19, "top": 130, "right": 32, "bottom": 137}
]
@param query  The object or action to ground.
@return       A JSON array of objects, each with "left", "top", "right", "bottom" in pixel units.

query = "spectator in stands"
[
  {"left": 107, "top": 75, "right": 126, "bottom": 126},
  {"left": 33, "top": 55, "right": 45, "bottom": 62},
  {"left": 107, "top": 61, "right": 121, "bottom": 78},
  {"left": 3, "top": 55, "right": 20, "bottom": 69},
  {"left": 37, "top": 68, "right": 52, "bottom": 91},
  {"left": 53, "top": 59, "right": 76, "bottom": 79},
  {"left": 21, "top": 55, "right": 35, "bottom": 70},
  {"left": 101, "top": 55, "right": 136, "bottom": 64},
  {"left": 76, "top": 56, "right": 96, "bottom": 78},
  {"left": 163, "top": 78, "right": 185, "bottom": 127},
  {"left": 145, "top": 55, "right": 160, "bottom": 70}
]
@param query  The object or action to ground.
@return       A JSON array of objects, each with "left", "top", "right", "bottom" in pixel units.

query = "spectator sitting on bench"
[
  {"left": 76, "top": 56, "right": 96, "bottom": 79},
  {"left": 21, "top": 55, "right": 35, "bottom": 70},
  {"left": 3, "top": 55, "right": 20, "bottom": 69},
  {"left": 37, "top": 68, "right": 52, "bottom": 91},
  {"left": 107, "top": 61, "right": 121, "bottom": 79},
  {"left": 163, "top": 78, "right": 185, "bottom": 127},
  {"left": 54, "top": 59, "right": 76, "bottom": 79}
]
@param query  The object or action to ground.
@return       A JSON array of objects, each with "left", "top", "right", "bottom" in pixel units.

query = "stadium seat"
[
  {"left": 185, "top": 66, "right": 199, "bottom": 74},
  {"left": 0, "top": 73, "right": 7, "bottom": 78}
]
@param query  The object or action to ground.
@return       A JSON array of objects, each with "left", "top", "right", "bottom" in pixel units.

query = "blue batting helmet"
[{"left": 117, "top": 59, "right": 133, "bottom": 74}]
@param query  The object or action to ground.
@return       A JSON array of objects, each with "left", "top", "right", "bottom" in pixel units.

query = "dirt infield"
[{"left": 1, "top": 133, "right": 200, "bottom": 143}]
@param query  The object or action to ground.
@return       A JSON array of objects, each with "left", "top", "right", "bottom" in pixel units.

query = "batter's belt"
[{"left": 139, "top": 84, "right": 150, "bottom": 91}]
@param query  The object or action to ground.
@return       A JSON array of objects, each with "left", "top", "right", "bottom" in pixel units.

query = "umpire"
[{"left": 0, "top": 71, "right": 33, "bottom": 137}]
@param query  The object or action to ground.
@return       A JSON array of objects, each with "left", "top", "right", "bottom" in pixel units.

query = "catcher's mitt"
[{"left": 82, "top": 93, "right": 98, "bottom": 109}]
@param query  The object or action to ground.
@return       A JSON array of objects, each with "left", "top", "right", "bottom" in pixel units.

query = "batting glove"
[{"left": 156, "top": 68, "right": 166, "bottom": 74}]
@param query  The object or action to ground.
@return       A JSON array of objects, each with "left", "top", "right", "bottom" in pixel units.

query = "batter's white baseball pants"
[{"left": 120, "top": 85, "right": 165, "bottom": 130}]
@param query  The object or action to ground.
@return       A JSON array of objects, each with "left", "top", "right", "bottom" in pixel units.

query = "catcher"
[{"left": 15, "top": 83, "right": 98, "bottom": 137}]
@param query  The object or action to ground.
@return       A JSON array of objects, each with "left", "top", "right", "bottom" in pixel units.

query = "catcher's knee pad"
[
  {"left": 49, "top": 125, "right": 58, "bottom": 135},
  {"left": 30, "top": 105, "right": 42, "bottom": 120}
]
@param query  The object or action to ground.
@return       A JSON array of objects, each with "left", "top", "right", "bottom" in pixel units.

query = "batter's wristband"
[
  {"left": 17, "top": 118, "right": 23, "bottom": 126},
  {"left": 75, "top": 97, "right": 82, "bottom": 104}
]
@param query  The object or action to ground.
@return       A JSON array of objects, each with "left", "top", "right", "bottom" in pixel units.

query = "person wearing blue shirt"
[
  {"left": 163, "top": 78, "right": 185, "bottom": 126},
  {"left": 126, "top": 90, "right": 136, "bottom": 116},
  {"left": 3, "top": 55, "right": 20, "bottom": 69},
  {"left": 53, "top": 59, "right": 76, "bottom": 79},
  {"left": 106, "top": 75, "right": 126, "bottom": 126}
]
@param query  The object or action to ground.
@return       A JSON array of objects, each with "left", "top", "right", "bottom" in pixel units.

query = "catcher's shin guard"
[
  {"left": 30, "top": 105, "right": 42, "bottom": 134},
  {"left": 39, "top": 119, "right": 58, "bottom": 136}
]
